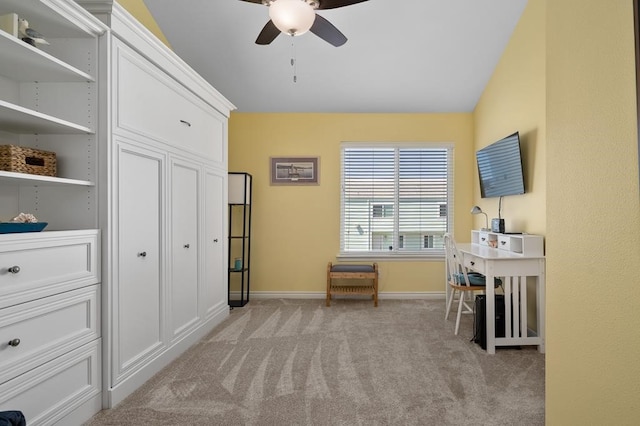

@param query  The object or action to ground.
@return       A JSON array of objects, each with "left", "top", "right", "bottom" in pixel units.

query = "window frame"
[{"left": 338, "top": 142, "right": 454, "bottom": 261}]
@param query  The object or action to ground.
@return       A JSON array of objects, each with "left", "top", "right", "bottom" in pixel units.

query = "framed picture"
[{"left": 270, "top": 156, "right": 319, "bottom": 185}]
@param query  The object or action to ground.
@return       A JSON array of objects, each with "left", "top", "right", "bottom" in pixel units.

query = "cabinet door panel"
[
  {"left": 203, "top": 169, "right": 227, "bottom": 317},
  {"left": 171, "top": 160, "right": 199, "bottom": 338},
  {"left": 116, "top": 144, "right": 163, "bottom": 379},
  {"left": 114, "top": 40, "right": 224, "bottom": 164}
]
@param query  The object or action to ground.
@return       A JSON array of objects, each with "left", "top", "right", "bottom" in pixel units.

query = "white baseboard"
[{"left": 246, "top": 291, "right": 446, "bottom": 300}]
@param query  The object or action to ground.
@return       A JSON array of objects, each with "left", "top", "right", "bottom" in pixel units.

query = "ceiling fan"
[{"left": 239, "top": 0, "right": 369, "bottom": 47}]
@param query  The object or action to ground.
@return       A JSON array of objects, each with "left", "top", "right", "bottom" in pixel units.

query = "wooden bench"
[{"left": 326, "top": 262, "right": 378, "bottom": 307}]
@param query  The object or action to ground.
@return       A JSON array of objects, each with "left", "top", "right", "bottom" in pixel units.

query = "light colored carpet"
[{"left": 86, "top": 298, "right": 544, "bottom": 425}]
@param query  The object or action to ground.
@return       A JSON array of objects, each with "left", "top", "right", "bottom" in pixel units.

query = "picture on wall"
[{"left": 270, "top": 156, "right": 319, "bottom": 185}]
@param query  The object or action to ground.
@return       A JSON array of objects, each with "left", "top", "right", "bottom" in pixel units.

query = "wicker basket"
[{"left": 0, "top": 145, "right": 57, "bottom": 177}]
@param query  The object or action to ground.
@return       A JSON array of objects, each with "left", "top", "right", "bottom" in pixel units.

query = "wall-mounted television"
[{"left": 476, "top": 132, "right": 525, "bottom": 198}]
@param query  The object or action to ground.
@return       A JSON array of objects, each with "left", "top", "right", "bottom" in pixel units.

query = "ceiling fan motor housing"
[{"left": 262, "top": 0, "right": 319, "bottom": 8}]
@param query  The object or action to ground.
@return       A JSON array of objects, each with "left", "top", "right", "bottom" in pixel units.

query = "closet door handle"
[
  {"left": 137, "top": 251, "right": 147, "bottom": 258},
  {"left": 179, "top": 119, "right": 191, "bottom": 127},
  {"left": 7, "top": 265, "right": 20, "bottom": 274},
  {"left": 8, "top": 338, "right": 20, "bottom": 347}
]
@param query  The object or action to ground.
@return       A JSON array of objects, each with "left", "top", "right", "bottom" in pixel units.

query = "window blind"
[{"left": 340, "top": 143, "right": 453, "bottom": 256}]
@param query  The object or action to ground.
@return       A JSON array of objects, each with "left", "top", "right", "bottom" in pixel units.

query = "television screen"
[{"left": 476, "top": 132, "right": 525, "bottom": 198}]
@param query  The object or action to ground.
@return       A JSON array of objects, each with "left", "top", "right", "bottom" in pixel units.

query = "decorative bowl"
[{"left": 0, "top": 222, "right": 48, "bottom": 234}]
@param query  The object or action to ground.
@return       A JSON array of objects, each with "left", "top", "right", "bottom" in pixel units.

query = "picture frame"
[{"left": 270, "top": 156, "right": 319, "bottom": 185}]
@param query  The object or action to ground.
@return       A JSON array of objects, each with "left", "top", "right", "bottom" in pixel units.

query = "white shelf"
[
  {"left": 0, "top": 170, "right": 94, "bottom": 187},
  {"left": 0, "top": 100, "right": 93, "bottom": 134},
  {"left": 471, "top": 230, "right": 544, "bottom": 257},
  {"left": 0, "top": 0, "right": 102, "bottom": 39},
  {"left": 0, "top": 30, "right": 94, "bottom": 82}
]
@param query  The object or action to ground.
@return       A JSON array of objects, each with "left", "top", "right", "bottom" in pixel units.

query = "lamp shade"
[
  {"left": 470, "top": 205, "right": 489, "bottom": 230},
  {"left": 269, "top": 0, "right": 316, "bottom": 36},
  {"left": 228, "top": 173, "right": 251, "bottom": 205}
]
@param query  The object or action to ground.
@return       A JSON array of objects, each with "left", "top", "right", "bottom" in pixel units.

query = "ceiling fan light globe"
[{"left": 269, "top": 0, "right": 316, "bottom": 36}]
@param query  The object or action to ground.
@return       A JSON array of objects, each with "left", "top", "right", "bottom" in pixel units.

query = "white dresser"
[{"left": 0, "top": 231, "right": 102, "bottom": 425}]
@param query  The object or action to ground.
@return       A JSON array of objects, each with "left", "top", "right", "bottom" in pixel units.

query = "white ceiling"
[{"left": 143, "top": 0, "right": 528, "bottom": 113}]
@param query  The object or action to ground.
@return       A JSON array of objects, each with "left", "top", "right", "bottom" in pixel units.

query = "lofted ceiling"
[{"left": 143, "top": 0, "right": 528, "bottom": 113}]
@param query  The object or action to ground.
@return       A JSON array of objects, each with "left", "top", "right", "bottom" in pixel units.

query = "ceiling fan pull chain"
[{"left": 291, "top": 36, "right": 297, "bottom": 83}]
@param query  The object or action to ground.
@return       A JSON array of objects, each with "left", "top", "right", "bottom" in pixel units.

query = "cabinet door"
[
  {"left": 170, "top": 159, "right": 200, "bottom": 338},
  {"left": 202, "top": 168, "right": 227, "bottom": 317},
  {"left": 114, "top": 143, "right": 164, "bottom": 382}
]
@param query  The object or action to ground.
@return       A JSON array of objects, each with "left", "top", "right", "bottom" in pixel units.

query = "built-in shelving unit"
[{"left": 0, "top": 1, "right": 105, "bottom": 423}]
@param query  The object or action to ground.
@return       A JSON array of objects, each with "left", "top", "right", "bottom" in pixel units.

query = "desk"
[{"left": 455, "top": 242, "right": 545, "bottom": 354}]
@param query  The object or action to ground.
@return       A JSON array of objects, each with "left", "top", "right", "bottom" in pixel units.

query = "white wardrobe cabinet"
[{"left": 99, "top": 14, "right": 233, "bottom": 406}]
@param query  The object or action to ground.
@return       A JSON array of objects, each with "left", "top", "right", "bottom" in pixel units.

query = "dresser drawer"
[
  {"left": 0, "top": 230, "right": 99, "bottom": 309},
  {"left": 464, "top": 255, "right": 485, "bottom": 274},
  {"left": 115, "top": 41, "right": 225, "bottom": 163},
  {"left": 0, "top": 339, "right": 101, "bottom": 426},
  {"left": 0, "top": 285, "right": 99, "bottom": 384}
]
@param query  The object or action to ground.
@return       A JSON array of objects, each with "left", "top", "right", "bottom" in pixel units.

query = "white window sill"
[{"left": 336, "top": 252, "right": 444, "bottom": 262}]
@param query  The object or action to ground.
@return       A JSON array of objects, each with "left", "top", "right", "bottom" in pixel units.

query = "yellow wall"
[
  {"left": 229, "top": 113, "right": 474, "bottom": 294},
  {"left": 474, "top": 0, "right": 546, "bottom": 235},
  {"left": 546, "top": 0, "right": 640, "bottom": 423},
  {"left": 116, "top": 0, "right": 171, "bottom": 47}
]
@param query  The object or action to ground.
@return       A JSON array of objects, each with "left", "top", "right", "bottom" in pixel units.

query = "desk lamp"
[{"left": 470, "top": 206, "right": 489, "bottom": 231}]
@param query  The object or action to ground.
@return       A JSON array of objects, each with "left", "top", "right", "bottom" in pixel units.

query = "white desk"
[{"left": 456, "top": 241, "right": 546, "bottom": 354}]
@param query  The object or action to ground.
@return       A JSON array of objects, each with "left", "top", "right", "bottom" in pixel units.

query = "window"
[{"left": 340, "top": 143, "right": 454, "bottom": 258}]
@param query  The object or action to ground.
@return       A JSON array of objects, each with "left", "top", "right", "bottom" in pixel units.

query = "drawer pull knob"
[
  {"left": 138, "top": 251, "right": 147, "bottom": 258},
  {"left": 179, "top": 119, "right": 192, "bottom": 127},
  {"left": 501, "top": 241, "right": 506, "bottom": 245},
  {"left": 481, "top": 237, "right": 486, "bottom": 241},
  {"left": 184, "top": 244, "right": 190, "bottom": 249},
  {"left": 8, "top": 266, "right": 20, "bottom": 274},
  {"left": 470, "top": 261, "right": 475, "bottom": 266},
  {"left": 8, "top": 338, "right": 20, "bottom": 347},
  {"left": 213, "top": 238, "right": 218, "bottom": 243}
]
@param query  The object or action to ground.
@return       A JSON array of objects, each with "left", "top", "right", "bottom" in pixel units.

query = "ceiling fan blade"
[
  {"left": 310, "top": 14, "right": 347, "bottom": 46},
  {"left": 317, "top": 0, "right": 369, "bottom": 10},
  {"left": 238, "top": 0, "right": 264, "bottom": 4},
  {"left": 256, "top": 20, "right": 281, "bottom": 45}
]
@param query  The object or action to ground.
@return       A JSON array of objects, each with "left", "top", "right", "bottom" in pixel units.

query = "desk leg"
[
  {"left": 486, "top": 272, "right": 496, "bottom": 354},
  {"left": 537, "top": 260, "right": 546, "bottom": 353}
]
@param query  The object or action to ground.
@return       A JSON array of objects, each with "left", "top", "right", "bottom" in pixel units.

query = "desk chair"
[{"left": 444, "top": 233, "right": 499, "bottom": 335}]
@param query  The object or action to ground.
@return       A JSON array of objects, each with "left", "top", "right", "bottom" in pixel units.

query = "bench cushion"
[{"left": 330, "top": 264, "right": 375, "bottom": 273}]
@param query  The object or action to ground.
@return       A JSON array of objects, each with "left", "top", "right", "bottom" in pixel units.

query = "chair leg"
[
  {"left": 445, "top": 287, "right": 456, "bottom": 320},
  {"left": 454, "top": 292, "right": 465, "bottom": 335}
]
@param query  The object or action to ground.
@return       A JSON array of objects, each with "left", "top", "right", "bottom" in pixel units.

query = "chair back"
[{"left": 443, "top": 233, "right": 472, "bottom": 287}]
